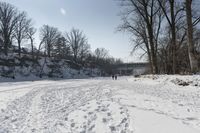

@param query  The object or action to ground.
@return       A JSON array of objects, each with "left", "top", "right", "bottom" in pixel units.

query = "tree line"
[
  {"left": 0, "top": 2, "right": 122, "bottom": 76},
  {"left": 118, "top": 0, "right": 200, "bottom": 74}
]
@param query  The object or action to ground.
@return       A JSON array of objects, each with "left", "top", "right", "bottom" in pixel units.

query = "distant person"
[
  {"left": 115, "top": 75, "right": 117, "bottom": 80},
  {"left": 112, "top": 75, "right": 114, "bottom": 80}
]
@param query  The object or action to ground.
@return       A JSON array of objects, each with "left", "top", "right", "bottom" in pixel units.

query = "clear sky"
[{"left": 4, "top": 0, "right": 145, "bottom": 62}]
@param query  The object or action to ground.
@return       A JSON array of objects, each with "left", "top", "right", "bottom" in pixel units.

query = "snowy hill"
[{"left": 0, "top": 54, "right": 101, "bottom": 81}]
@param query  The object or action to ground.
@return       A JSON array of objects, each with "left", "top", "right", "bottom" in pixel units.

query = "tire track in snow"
[
  {"left": 0, "top": 88, "right": 40, "bottom": 133},
  {"left": 0, "top": 79, "right": 134, "bottom": 133},
  {"left": 21, "top": 89, "right": 46, "bottom": 133}
]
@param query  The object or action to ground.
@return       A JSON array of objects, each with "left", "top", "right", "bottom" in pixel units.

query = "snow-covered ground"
[{"left": 0, "top": 75, "right": 200, "bottom": 133}]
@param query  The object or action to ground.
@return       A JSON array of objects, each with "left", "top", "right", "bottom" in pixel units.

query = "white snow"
[{"left": 0, "top": 75, "right": 200, "bottom": 133}]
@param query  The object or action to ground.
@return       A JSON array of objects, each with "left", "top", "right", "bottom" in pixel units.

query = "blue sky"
[{"left": 5, "top": 0, "right": 144, "bottom": 62}]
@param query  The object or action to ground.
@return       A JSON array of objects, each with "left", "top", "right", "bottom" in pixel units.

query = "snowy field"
[{"left": 0, "top": 75, "right": 200, "bottom": 133}]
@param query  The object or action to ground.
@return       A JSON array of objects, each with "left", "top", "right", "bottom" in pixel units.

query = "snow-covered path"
[{"left": 0, "top": 76, "right": 200, "bottom": 133}]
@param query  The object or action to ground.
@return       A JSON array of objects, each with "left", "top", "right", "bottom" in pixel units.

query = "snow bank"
[{"left": 0, "top": 55, "right": 101, "bottom": 81}]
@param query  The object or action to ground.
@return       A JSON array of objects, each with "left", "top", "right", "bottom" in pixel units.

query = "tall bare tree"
[
  {"left": 157, "top": 0, "right": 186, "bottom": 74},
  {"left": 185, "top": 0, "right": 198, "bottom": 72},
  {"left": 66, "top": 28, "right": 91, "bottom": 63},
  {"left": 118, "top": 0, "right": 163, "bottom": 74},
  {"left": 26, "top": 25, "right": 36, "bottom": 59},
  {"left": 79, "top": 41, "right": 90, "bottom": 64},
  {"left": 94, "top": 48, "right": 109, "bottom": 60},
  {"left": 40, "top": 25, "right": 61, "bottom": 57},
  {"left": 0, "top": 29, "right": 3, "bottom": 51},
  {"left": 14, "top": 11, "right": 31, "bottom": 57},
  {"left": 0, "top": 2, "right": 18, "bottom": 55},
  {"left": 52, "top": 36, "right": 71, "bottom": 59}
]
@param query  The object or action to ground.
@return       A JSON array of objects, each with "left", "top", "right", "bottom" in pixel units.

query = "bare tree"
[
  {"left": 79, "top": 42, "right": 90, "bottom": 64},
  {"left": 40, "top": 25, "right": 61, "bottom": 57},
  {"left": 94, "top": 48, "right": 110, "bottom": 71},
  {"left": 66, "top": 28, "right": 91, "bottom": 63},
  {"left": 119, "top": 15, "right": 154, "bottom": 73},
  {"left": 52, "top": 36, "right": 71, "bottom": 59},
  {"left": 118, "top": 0, "right": 163, "bottom": 74},
  {"left": 0, "top": 30, "right": 3, "bottom": 51},
  {"left": 0, "top": 2, "right": 18, "bottom": 55},
  {"left": 157, "top": 0, "right": 186, "bottom": 74},
  {"left": 94, "top": 48, "right": 109, "bottom": 60},
  {"left": 194, "top": 28, "right": 200, "bottom": 54},
  {"left": 185, "top": 0, "right": 198, "bottom": 72},
  {"left": 26, "top": 25, "right": 36, "bottom": 59},
  {"left": 14, "top": 11, "right": 31, "bottom": 57}
]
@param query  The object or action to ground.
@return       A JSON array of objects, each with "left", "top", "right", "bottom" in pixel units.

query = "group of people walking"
[{"left": 112, "top": 75, "right": 117, "bottom": 80}]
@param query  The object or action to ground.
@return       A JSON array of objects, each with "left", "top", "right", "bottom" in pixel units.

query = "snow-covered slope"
[
  {"left": 0, "top": 55, "right": 101, "bottom": 81},
  {"left": 0, "top": 75, "right": 200, "bottom": 133}
]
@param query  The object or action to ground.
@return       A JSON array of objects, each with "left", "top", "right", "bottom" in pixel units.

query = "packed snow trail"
[
  {"left": 0, "top": 80, "right": 132, "bottom": 133},
  {"left": 0, "top": 76, "right": 200, "bottom": 133}
]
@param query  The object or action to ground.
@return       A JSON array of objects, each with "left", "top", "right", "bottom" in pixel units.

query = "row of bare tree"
[
  {"left": 39, "top": 26, "right": 91, "bottom": 64},
  {"left": 0, "top": 2, "right": 34, "bottom": 57},
  {"left": 118, "top": 0, "right": 200, "bottom": 74},
  {"left": 0, "top": 2, "right": 122, "bottom": 74}
]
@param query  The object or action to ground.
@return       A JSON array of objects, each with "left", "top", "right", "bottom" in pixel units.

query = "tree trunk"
[
  {"left": 47, "top": 44, "right": 51, "bottom": 57},
  {"left": 3, "top": 33, "right": 11, "bottom": 56},
  {"left": 171, "top": 25, "right": 177, "bottom": 74},
  {"left": 147, "top": 23, "right": 158, "bottom": 74},
  {"left": 144, "top": 3, "right": 158, "bottom": 74},
  {"left": 18, "top": 40, "right": 21, "bottom": 57},
  {"left": 170, "top": 0, "right": 177, "bottom": 74},
  {"left": 146, "top": 44, "right": 153, "bottom": 74},
  {"left": 186, "top": 0, "right": 198, "bottom": 73},
  {"left": 4, "top": 39, "right": 9, "bottom": 56},
  {"left": 30, "top": 38, "right": 34, "bottom": 59}
]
